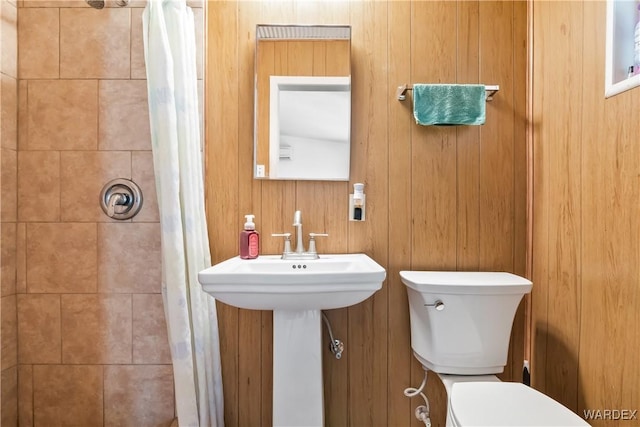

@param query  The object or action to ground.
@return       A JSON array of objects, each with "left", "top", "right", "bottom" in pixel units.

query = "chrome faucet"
[
  {"left": 271, "top": 210, "right": 328, "bottom": 260},
  {"left": 293, "top": 210, "right": 304, "bottom": 254}
]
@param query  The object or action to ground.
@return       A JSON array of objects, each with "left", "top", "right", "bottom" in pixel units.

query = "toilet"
[{"left": 400, "top": 271, "right": 590, "bottom": 427}]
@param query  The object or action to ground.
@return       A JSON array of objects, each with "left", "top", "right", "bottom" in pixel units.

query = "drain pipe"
[{"left": 321, "top": 311, "right": 344, "bottom": 359}]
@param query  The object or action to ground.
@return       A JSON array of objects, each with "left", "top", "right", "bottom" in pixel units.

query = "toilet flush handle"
[{"left": 424, "top": 300, "right": 445, "bottom": 311}]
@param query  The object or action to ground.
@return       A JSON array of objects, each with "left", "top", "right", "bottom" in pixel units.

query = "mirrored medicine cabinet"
[{"left": 254, "top": 24, "right": 352, "bottom": 180}]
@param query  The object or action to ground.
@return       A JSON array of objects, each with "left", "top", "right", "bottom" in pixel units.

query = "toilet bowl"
[{"left": 400, "top": 271, "right": 590, "bottom": 427}]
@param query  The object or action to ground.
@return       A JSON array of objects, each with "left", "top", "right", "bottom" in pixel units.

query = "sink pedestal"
[{"left": 273, "top": 309, "right": 324, "bottom": 427}]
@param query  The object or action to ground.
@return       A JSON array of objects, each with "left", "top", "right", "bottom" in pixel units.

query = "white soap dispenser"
[{"left": 349, "top": 183, "right": 366, "bottom": 221}]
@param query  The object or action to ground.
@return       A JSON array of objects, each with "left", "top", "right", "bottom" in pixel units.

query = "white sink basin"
[
  {"left": 199, "top": 253, "right": 386, "bottom": 426},
  {"left": 198, "top": 253, "right": 386, "bottom": 310}
]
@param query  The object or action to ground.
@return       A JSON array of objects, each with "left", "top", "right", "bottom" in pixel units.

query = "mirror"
[
  {"left": 605, "top": 0, "right": 640, "bottom": 97},
  {"left": 254, "top": 25, "right": 352, "bottom": 180}
]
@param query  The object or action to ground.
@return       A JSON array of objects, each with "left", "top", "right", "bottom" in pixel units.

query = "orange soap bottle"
[{"left": 240, "top": 214, "right": 259, "bottom": 259}]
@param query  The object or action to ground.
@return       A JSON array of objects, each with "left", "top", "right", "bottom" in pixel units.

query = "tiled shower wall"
[
  {"left": 1, "top": 0, "right": 19, "bottom": 424},
  {"left": 2, "top": 1, "right": 203, "bottom": 425}
]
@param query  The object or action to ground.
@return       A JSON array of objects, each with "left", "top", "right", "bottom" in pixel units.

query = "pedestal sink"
[{"left": 198, "top": 254, "right": 386, "bottom": 427}]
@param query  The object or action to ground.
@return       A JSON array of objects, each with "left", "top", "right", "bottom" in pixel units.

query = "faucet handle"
[
  {"left": 307, "top": 233, "right": 328, "bottom": 254},
  {"left": 309, "top": 233, "right": 329, "bottom": 238},
  {"left": 271, "top": 233, "right": 292, "bottom": 254}
]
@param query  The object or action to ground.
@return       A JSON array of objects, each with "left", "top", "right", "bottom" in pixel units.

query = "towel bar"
[{"left": 396, "top": 84, "right": 500, "bottom": 101}]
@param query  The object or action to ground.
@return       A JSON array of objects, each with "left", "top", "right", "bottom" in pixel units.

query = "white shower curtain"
[{"left": 142, "top": 1, "right": 224, "bottom": 425}]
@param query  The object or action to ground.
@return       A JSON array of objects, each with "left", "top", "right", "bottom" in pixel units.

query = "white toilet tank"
[{"left": 400, "top": 271, "right": 532, "bottom": 375}]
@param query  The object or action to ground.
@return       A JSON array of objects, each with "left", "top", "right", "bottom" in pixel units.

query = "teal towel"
[{"left": 413, "top": 84, "right": 486, "bottom": 126}]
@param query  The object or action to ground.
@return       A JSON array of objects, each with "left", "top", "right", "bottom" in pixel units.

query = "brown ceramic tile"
[
  {"left": 99, "top": 80, "right": 151, "bottom": 151},
  {"left": 15, "top": 223, "right": 25, "bottom": 294},
  {"left": 1, "top": 366, "right": 18, "bottom": 427},
  {"left": 133, "top": 294, "right": 171, "bottom": 364},
  {"left": 26, "top": 223, "right": 97, "bottom": 293},
  {"left": 33, "top": 365, "right": 103, "bottom": 426},
  {"left": 17, "top": 294, "right": 61, "bottom": 364},
  {"left": 131, "top": 151, "right": 159, "bottom": 222},
  {"left": 60, "top": 8, "right": 131, "bottom": 79},
  {"left": 60, "top": 151, "right": 131, "bottom": 222},
  {"left": 104, "top": 365, "right": 174, "bottom": 427},
  {"left": 1, "top": 75, "right": 18, "bottom": 149},
  {"left": 23, "top": 0, "right": 87, "bottom": 7},
  {"left": 18, "top": 8, "right": 60, "bottom": 79},
  {"left": 17, "top": 150, "right": 60, "bottom": 222},
  {"left": 98, "top": 223, "right": 161, "bottom": 293},
  {"left": 1, "top": 149, "right": 17, "bottom": 222},
  {"left": 1, "top": 295, "right": 17, "bottom": 369},
  {"left": 22, "top": 0, "right": 138, "bottom": 7},
  {"left": 130, "top": 7, "right": 146, "bottom": 80},
  {"left": 61, "top": 294, "right": 132, "bottom": 364},
  {"left": 0, "top": 1, "right": 17, "bottom": 78},
  {"left": 17, "top": 80, "right": 27, "bottom": 152},
  {"left": 27, "top": 80, "right": 98, "bottom": 151},
  {"left": 1, "top": 222, "right": 17, "bottom": 296},
  {"left": 18, "top": 365, "right": 33, "bottom": 427}
]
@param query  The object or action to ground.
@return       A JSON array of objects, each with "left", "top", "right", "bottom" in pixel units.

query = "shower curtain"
[{"left": 142, "top": 1, "right": 224, "bottom": 425}]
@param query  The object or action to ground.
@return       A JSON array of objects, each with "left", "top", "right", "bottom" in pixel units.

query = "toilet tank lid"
[
  {"left": 399, "top": 271, "right": 532, "bottom": 295},
  {"left": 450, "top": 382, "right": 590, "bottom": 427}
]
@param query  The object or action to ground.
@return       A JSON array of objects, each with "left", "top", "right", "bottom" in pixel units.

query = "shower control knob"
[{"left": 100, "top": 178, "right": 143, "bottom": 220}]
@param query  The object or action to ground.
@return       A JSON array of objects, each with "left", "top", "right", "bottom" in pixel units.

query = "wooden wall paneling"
[
  {"left": 347, "top": 2, "right": 390, "bottom": 426},
  {"left": 205, "top": 2, "right": 241, "bottom": 426},
  {"left": 257, "top": 7, "right": 294, "bottom": 424},
  {"left": 539, "top": 1, "right": 582, "bottom": 411},
  {"left": 578, "top": 0, "right": 615, "bottom": 417},
  {"left": 478, "top": 1, "right": 516, "bottom": 382},
  {"left": 531, "top": 1, "right": 640, "bottom": 425},
  {"left": 455, "top": 1, "right": 481, "bottom": 272},
  {"left": 513, "top": 0, "right": 528, "bottom": 280},
  {"left": 326, "top": 41, "right": 351, "bottom": 77},
  {"left": 509, "top": 0, "right": 529, "bottom": 384},
  {"left": 530, "top": 0, "right": 550, "bottom": 395},
  {"left": 478, "top": 1, "right": 515, "bottom": 273},
  {"left": 623, "top": 54, "right": 640, "bottom": 424},
  {"left": 315, "top": 12, "right": 352, "bottom": 427},
  {"left": 256, "top": 40, "right": 274, "bottom": 176},
  {"left": 318, "top": 41, "right": 352, "bottom": 427},
  {"left": 205, "top": 2, "right": 529, "bottom": 426},
  {"left": 410, "top": 1, "right": 458, "bottom": 271},
  {"left": 580, "top": 2, "right": 639, "bottom": 422},
  {"left": 313, "top": 41, "right": 327, "bottom": 75},
  {"left": 238, "top": 3, "right": 265, "bottom": 426},
  {"left": 387, "top": 1, "right": 413, "bottom": 425},
  {"left": 410, "top": 4, "right": 458, "bottom": 426}
]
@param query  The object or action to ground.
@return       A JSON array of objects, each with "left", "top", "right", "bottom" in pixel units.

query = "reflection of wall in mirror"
[
  {"left": 276, "top": 135, "right": 350, "bottom": 180},
  {"left": 268, "top": 79, "right": 351, "bottom": 180},
  {"left": 279, "top": 90, "right": 350, "bottom": 141}
]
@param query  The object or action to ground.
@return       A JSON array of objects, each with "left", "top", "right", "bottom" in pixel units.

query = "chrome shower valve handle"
[{"left": 100, "top": 178, "right": 143, "bottom": 220}]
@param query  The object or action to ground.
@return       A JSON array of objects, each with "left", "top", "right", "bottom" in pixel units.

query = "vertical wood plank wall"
[
  {"left": 531, "top": 1, "right": 640, "bottom": 426},
  {"left": 205, "top": 1, "right": 527, "bottom": 426}
]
